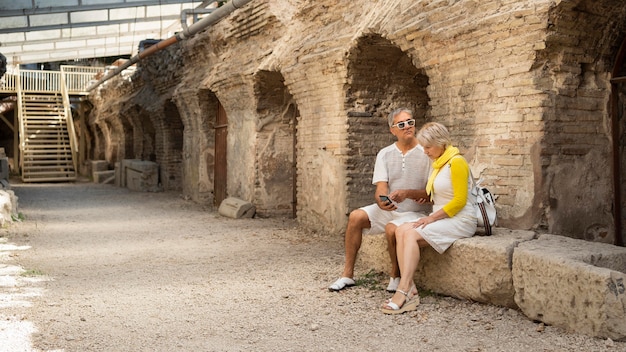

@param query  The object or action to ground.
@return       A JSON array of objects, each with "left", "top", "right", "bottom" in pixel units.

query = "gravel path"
[{"left": 0, "top": 181, "right": 625, "bottom": 351}]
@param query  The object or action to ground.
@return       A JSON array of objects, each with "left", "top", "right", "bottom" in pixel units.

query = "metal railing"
[
  {"left": 0, "top": 70, "right": 17, "bottom": 93},
  {"left": 61, "top": 66, "right": 105, "bottom": 94},
  {"left": 0, "top": 65, "right": 105, "bottom": 94},
  {"left": 19, "top": 69, "right": 61, "bottom": 92},
  {"left": 5, "top": 65, "right": 105, "bottom": 179}
]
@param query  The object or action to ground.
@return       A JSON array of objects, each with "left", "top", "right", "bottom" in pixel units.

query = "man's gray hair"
[{"left": 387, "top": 108, "right": 413, "bottom": 127}]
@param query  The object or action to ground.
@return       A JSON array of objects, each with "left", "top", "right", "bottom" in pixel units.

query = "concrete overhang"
[{"left": 0, "top": 0, "right": 216, "bottom": 66}]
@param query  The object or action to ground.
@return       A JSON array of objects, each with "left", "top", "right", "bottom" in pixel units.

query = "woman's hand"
[{"left": 412, "top": 216, "right": 435, "bottom": 229}]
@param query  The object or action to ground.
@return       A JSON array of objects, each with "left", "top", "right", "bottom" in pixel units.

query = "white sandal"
[
  {"left": 328, "top": 277, "right": 355, "bottom": 291},
  {"left": 381, "top": 287, "right": 420, "bottom": 315}
]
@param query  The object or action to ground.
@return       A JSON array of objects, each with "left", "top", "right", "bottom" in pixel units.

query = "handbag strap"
[
  {"left": 469, "top": 168, "right": 494, "bottom": 235},
  {"left": 468, "top": 168, "right": 484, "bottom": 203}
]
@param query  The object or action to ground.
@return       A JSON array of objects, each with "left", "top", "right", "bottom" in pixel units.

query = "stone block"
[
  {"left": 358, "top": 229, "right": 536, "bottom": 308},
  {"left": 358, "top": 232, "right": 390, "bottom": 274},
  {"left": 119, "top": 159, "right": 141, "bottom": 188},
  {"left": 90, "top": 160, "right": 109, "bottom": 181},
  {"left": 114, "top": 162, "right": 121, "bottom": 187},
  {"left": 218, "top": 197, "right": 256, "bottom": 218},
  {"left": 124, "top": 160, "right": 159, "bottom": 192},
  {"left": 0, "top": 157, "right": 9, "bottom": 180},
  {"left": 416, "top": 229, "right": 535, "bottom": 308},
  {"left": 513, "top": 234, "right": 626, "bottom": 340},
  {"left": 93, "top": 170, "right": 115, "bottom": 184},
  {"left": 91, "top": 160, "right": 109, "bottom": 172},
  {"left": 0, "top": 190, "right": 18, "bottom": 226}
]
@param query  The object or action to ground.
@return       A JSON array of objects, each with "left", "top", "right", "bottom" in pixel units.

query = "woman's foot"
[
  {"left": 381, "top": 286, "right": 420, "bottom": 315},
  {"left": 383, "top": 284, "right": 418, "bottom": 303}
]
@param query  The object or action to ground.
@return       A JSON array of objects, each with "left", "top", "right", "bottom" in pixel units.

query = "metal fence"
[{"left": 0, "top": 65, "right": 105, "bottom": 94}]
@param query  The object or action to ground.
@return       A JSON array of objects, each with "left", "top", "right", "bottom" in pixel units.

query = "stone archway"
[
  {"left": 537, "top": 0, "right": 626, "bottom": 244},
  {"left": 344, "top": 33, "right": 430, "bottom": 211},
  {"left": 191, "top": 89, "right": 221, "bottom": 204},
  {"left": 253, "top": 70, "right": 299, "bottom": 218},
  {"left": 136, "top": 108, "right": 156, "bottom": 162},
  {"left": 161, "top": 100, "right": 184, "bottom": 191}
]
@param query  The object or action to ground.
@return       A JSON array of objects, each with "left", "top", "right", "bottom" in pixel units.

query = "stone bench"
[{"left": 357, "top": 229, "right": 626, "bottom": 340}]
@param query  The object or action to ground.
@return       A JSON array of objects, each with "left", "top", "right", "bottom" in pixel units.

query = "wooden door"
[{"left": 214, "top": 102, "right": 227, "bottom": 207}]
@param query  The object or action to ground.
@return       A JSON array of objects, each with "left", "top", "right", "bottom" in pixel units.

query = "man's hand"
[
  {"left": 387, "top": 190, "right": 407, "bottom": 204},
  {"left": 380, "top": 201, "right": 397, "bottom": 211},
  {"left": 377, "top": 196, "right": 397, "bottom": 211},
  {"left": 390, "top": 189, "right": 431, "bottom": 204},
  {"left": 414, "top": 197, "right": 431, "bottom": 204}
]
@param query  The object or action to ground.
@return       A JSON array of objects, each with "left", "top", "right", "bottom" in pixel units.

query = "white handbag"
[{"left": 471, "top": 172, "right": 497, "bottom": 235}]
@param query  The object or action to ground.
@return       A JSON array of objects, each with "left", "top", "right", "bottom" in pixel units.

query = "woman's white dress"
[{"left": 414, "top": 160, "right": 477, "bottom": 253}]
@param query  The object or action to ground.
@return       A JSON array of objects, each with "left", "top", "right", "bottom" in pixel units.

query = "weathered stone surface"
[
  {"left": 359, "top": 230, "right": 626, "bottom": 338},
  {"left": 513, "top": 234, "right": 626, "bottom": 340},
  {"left": 90, "top": 160, "right": 109, "bottom": 182},
  {"left": 83, "top": 0, "right": 626, "bottom": 244},
  {"left": 0, "top": 157, "right": 9, "bottom": 180},
  {"left": 358, "top": 228, "right": 536, "bottom": 308},
  {"left": 123, "top": 160, "right": 159, "bottom": 192},
  {"left": 417, "top": 229, "right": 536, "bottom": 308},
  {"left": 117, "top": 159, "right": 141, "bottom": 188},
  {"left": 0, "top": 190, "right": 17, "bottom": 226},
  {"left": 218, "top": 197, "right": 256, "bottom": 219},
  {"left": 93, "top": 170, "right": 115, "bottom": 184},
  {"left": 357, "top": 232, "right": 389, "bottom": 274}
]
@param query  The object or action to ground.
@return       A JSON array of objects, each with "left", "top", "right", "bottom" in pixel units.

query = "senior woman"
[{"left": 381, "top": 122, "right": 477, "bottom": 314}]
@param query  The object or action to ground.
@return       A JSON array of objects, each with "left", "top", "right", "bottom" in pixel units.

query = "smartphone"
[{"left": 379, "top": 195, "right": 392, "bottom": 204}]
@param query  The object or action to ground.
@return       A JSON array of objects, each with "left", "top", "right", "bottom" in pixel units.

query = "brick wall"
[
  {"left": 86, "top": 0, "right": 626, "bottom": 243},
  {"left": 345, "top": 33, "right": 431, "bottom": 211}
]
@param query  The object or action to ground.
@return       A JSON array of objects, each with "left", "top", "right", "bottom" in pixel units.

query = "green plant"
[
  {"left": 418, "top": 288, "right": 440, "bottom": 298},
  {"left": 11, "top": 212, "right": 24, "bottom": 222},
  {"left": 355, "top": 269, "right": 386, "bottom": 290},
  {"left": 21, "top": 268, "right": 44, "bottom": 277}
]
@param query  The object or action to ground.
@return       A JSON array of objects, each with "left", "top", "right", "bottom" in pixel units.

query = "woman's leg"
[
  {"left": 383, "top": 223, "right": 421, "bottom": 308},
  {"left": 397, "top": 223, "right": 421, "bottom": 292}
]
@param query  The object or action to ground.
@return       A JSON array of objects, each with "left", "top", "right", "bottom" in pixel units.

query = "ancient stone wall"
[
  {"left": 86, "top": 0, "right": 626, "bottom": 243},
  {"left": 535, "top": 1, "right": 626, "bottom": 242}
]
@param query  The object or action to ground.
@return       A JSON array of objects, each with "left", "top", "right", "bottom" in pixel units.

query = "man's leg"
[
  {"left": 341, "top": 208, "right": 370, "bottom": 278},
  {"left": 329, "top": 208, "right": 371, "bottom": 291},
  {"left": 384, "top": 223, "right": 401, "bottom": 292},
  {"left": 384, "top": 223, "right": 399, "bottom": 278}
]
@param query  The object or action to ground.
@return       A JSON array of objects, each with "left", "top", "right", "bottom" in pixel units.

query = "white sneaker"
[{"left": 386, "top": 277, "right": 400, "bottom": 292}]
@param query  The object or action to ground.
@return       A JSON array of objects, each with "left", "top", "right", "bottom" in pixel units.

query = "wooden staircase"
[
  {"left": 19, "top": 92, "right": 76, "bottom": 182},
  {"left": 4, "top": 65, "right": 105, "bottom": 182}
]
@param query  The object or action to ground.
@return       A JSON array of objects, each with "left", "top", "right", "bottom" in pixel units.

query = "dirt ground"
[{"left": 1, "top": 180, "right": 625, "bottom": 352}]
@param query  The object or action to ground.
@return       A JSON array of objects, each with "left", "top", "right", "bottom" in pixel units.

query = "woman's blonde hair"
[{"left": 416, "top": 122, "right": 451, "bottom": 148}]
